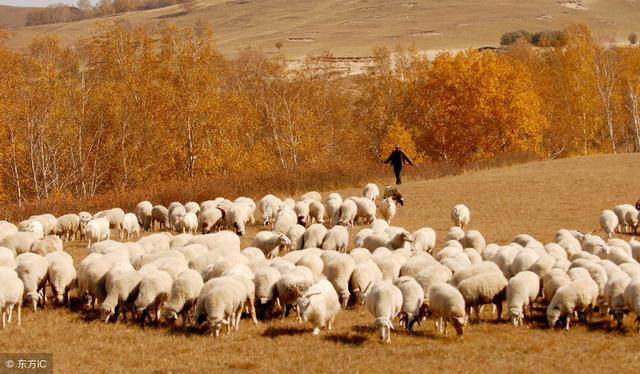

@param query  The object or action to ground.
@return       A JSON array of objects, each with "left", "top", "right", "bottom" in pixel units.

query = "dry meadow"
[{"left": 2, "top": 154, "right": 640, "bottom": 373}]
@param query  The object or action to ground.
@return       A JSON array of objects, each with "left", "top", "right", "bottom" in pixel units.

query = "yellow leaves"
[{"left": 379, "top": 119, "right": 426, "bottom": 163}]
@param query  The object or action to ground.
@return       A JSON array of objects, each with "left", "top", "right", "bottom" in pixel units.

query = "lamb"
[
  {"left": 412, "top": 227, "right": 436, "bottom": 253},
  {"left": 302, "top": 224, "right": 327, "bottom": 249},
  {"left": 506, "top": 271, "right": 540, "bottom": 326},
  {"left": 15, "top": 253, "right": 49, "bottom": 311},
  {"left": 55, "top": 214, "right": 80, "bottom": 241},
  {"left": 99, "top": 270, "right": 143, "bottom": 322},
  {"left": 254, "top": 267, "right": 282, "bottom": 319},
  {"left": 180, "top": 212, "right": 198, "bottom": 235},
  {"left": 338, "top": 199, "right": 358, "bottom": 227},
  {"left": 199, "top": 207, "right": 224, "bottom": 234},
  {"left": 0, "top": 268, "right": 24, "bottom": 329},
  {"left": 45, "top": 251, "right": 76, "bottom": 307},
  {"left": 394, "top": 276, "right": 425, "bottom": 330},
  {"left": 604, "top": 272, "right": 632, "bottom": 327},
  {"left": 226, "top": 202, "right": 255, "bottom": 236},
  {"left": 294, "top": 200, "right": 310, "bottom": 226},
  {"left": 599, "top": 210, "right": 619, "bottom": 238},
  {"left": 321, "top": 225, "right": 349, "bottom": 252},
  {"left": 457, "top": 272, "right": 508, "bottom": 322},
  {"left": 273, "top": 207, "right": 298, "bottom": 234},
  {"left": 275, "top": 266, "right": 315, "bottom": 320},
  {"left": 451, "top": 204, "right": 470, "bottom": 230},
  {"left": 547, "top": 277, "right": 599, "bottom": 330},
  {"left": 135, "top": 270, "right": 174, "bottom": 323},
  {"left": 0, "top": 232, "right": 41, "bottom": 255},
  {"left": 162, "top": 269, "right": 204, "bottom": 327},
  {"left": 85, "top": 217, "right": 110, "bottom": 248},
  {"left": 135, "top": 201, "right": 153, "bottom": 231},
  {"left": 78, "top": 212, "right": 92, "bottom": 238},
  {"left": 364, "top": 281, "right": 403, "bottom": 342},
  {"left": 350, "top": 260, "right": 382, "bottom": 304},
  {"left": 30, "top": 235, "right": 63, "bottom": 256},
  {"left": 624, "top": 280, "right": 640, "bottom": 332},
  {"left": 294, "top": 279, "right": 341, "bottom": 335},
  {"left": 151, "top": 205, "right": 170, "bottom": 231},
  {"left": 428, "top": 283, "right": 467, "bottom": 337},
  {"left": 286, "top": 224, "right": 306, "bottom": 251},
  {"left": 251, "top": 231, "right": 292, "bottom": 259},
  {"left": 379, "top": 198, "right": 397, "bottom": 224},
  {"left": 323, "top": 253, "right": 355, "bottom": 308},
  {"left": 363, "top": 231, "right": 413, "bottom": 252},
  {"left": 168, "top": 205, "right": 187, "bottom": 233},
  {"left": 325, "top": 193, "right": 343, "bottom": 227}
]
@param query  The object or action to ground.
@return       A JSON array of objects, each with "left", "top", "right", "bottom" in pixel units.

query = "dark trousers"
[{"left": 393, "top": 166, "right": 402, "bottom": 184}]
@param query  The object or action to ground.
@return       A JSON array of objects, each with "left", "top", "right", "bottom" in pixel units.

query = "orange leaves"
[{"left": 379, "top": 119, "right": 425, "bottom": 164}]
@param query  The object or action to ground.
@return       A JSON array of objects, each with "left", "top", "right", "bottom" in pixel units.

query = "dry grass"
[
  {"left": 3, "top": 0, "right": 638, "bottom": 58},
  {"left": 2, "top": 153, "right": 640, "bottom": 373}
]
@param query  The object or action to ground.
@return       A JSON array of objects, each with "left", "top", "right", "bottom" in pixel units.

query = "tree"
[
  {"left": 629, "top": 32, "right": 638, "bottom": 46},
  {"left": 378, "top": 119, "right": 425, "bottom": 163}
]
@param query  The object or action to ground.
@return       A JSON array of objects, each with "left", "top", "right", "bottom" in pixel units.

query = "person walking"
[{"left": 384, "top": 144, "right": 414, "bottom": 185}]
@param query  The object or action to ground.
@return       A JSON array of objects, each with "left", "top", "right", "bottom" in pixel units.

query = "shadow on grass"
[
  {"left": 261, "top": 326, "right": 307, "bottom": 338},
  {"left": 323, "top": 333, "right": 368, "bottom": 346}
]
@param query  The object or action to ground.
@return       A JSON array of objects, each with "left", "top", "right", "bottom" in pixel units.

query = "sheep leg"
[
  {"left": 16, "top": 303, "right": 21, "bottom": 326},
  {"left": 2, "top": 310, "right": 5, "bottom": 329}
]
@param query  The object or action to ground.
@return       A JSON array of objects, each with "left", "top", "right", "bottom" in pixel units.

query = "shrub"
[{"left": 500, "top": 30, "right": 532, "bottom": 46}]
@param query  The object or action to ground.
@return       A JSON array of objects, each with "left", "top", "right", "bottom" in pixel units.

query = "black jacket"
[{"left": 384, "top": 149, "right": 414, "bottom": 168}]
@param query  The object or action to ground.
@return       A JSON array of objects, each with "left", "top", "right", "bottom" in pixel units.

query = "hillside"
[
  {"left": 2, "top": 154, "right": 640, "bottom": 372},
  {"left": 0, "top": 5, "right": 36, "bottom": 28},
  {"left": 2, "top": 0, "right": 639, "bottom": 58}
]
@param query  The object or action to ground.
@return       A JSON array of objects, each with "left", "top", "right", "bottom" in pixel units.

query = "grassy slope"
[
  {"left": 2, "top": 154, "right": 640, "bottom": 372},
  {"left": 0, "top": 5, "right": 36, "bottom": 29},
  {"left": 3, "top": 0, "right": 638, "bottom": 58}
]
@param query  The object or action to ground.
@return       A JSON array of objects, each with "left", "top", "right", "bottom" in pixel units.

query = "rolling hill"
[{"left": 1, "top": 0, "right": 638, "bottom": 59}]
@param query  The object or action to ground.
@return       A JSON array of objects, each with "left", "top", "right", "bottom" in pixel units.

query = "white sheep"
[
  {"left": 307, "top": 200, "right": 325, "bottom": 226},
  {"left": 547, "top": 277, "right": 598, "bottom": 330},
  {"left": 163, "top": 269, "right": 204, "bottom": 327},
  {"left": 55, "top": 214, "right": 80, "bottom": 241},
  {"left": 450, "top": 261, "right": 502, "bottom": 287},
  {"left": 303, "top": 224, "right": 327, "bottom": 249},
  {"left": 446, "top": 226, "right": 465, "bottom": 242},
  {"left": 321, "top": 225, "right": 349, "bottom": 253},
  {"left": 372, "top": 255, "right": 402, "bottom": 282},
  {"left": 151, "top": 205, "right": 170, "bottom": 231},
  {"left": 350, "top": 260, "right": 382, "bottom": 304},
  {"left": 0, "top": 232, "right": 41, "bottom": 255},
  {"left": 323, "top": 253, "right": 355, "bottom": 307},
  {"left": 542, "top": 269, "right": 571, "bottom": 303},
  {"left": 457, "top": 272, "right": 508, "bottom": 322},
  {"left": 460, "top": 230, "right": 486, "bottom": 253},
  {"left": 506, "top": 271, "right": 540, "bottom": 326},
  {"left": 296, "top": 254, "right": 324, "bottom": 283},
  {"left": 362, "top": 183, "right": 380, "bottom": 201},
  {"left": 399, "top": 255, "right": 439, "bottom": 279},
  {"left": 325, "top": 193, "right": 343, "bottom": 227},
  {"left": 349, "top": 196, "right": 377, "bottom": 225},
  {"left": 599, "top": 210, "right": 619, "bottom": 238},
  {"left": 15, "top": 253, "right": 49, "bottom": 311},
  {"left": 137, "top": 233, "right": 172, "bottom": 254},
  {"left": 394, "top": 276, "right": 425, "bottom": 330},
  {"left": 293, "top": 279, "right": 341, "bottom": 335},
  {"left": 85, "top": 217, "right": 110, "bottom": 248},
  {"left": 185, "top": 201, "right": 200, "bottom": 215},
  {"left": 194, "top": 277, "right": 243, "bottom": 335},
  {"left": 413, "top": 227, "right": 436, "bottom": 253},
  {"left": 135, "top": 201, "right": 153, "bottom": 231},
  {"left": 28, "top": 214, "right": 58, "bottom": 236},
  {"left": 121, "top": 213, "right": 141, "bottom": 240},
  {"left": 379, "top": 197, "right": 397, "bottom": 224},
  {"left": 365, "top": 281, "right": 403, "bottom": 342},
  {"left": 30, "top": 235, "right": 63, "bottom": 256},
  {"left": 604, "top": 272, "right": 632, "bottom": 327},
  {"left": 93, "top": 208, "right": 125, "bottom": 238},
  {"left": 18, "top": 219, "right": 44, "bottom": 239},
  {"left": 286, "top": 224, "right": 306, "bottom": 251},
  {"left": 99, "top": 270, "right": 143, "bottom": 323},
  {"left": 429, "top": 282, "right": 467, "bottom": 337},
  {"left": 451, "top": 204, "right": 470, "bottom": 230},
  {"left": 198, "top": 207, "right": 224, "bottom": 234},
  {"left": 338, "top": 199, "right": 358, "bottom": 227},
  {"left": 187, "top": 231, "right": 241, "bottom": 255},
  {"left": 135, "top": 270, "right": 174, "bottom": 323},
  {"left": 254, "top": 266, "right": 282, "bottom": 319},
  {"left": 45, "top": 251, "right": 76, "bottom": 307},
  {"left": 0, "top": 248, "right": 15, "bottom": 268},
  {"left": 294, "top": 200, "right": 310, "bottom": 227},
  {"left": 180, "top": 212, "right": 198, "bottom": 235},
  {"left": 258, "top": 195, "right": 282, "bottom": 226},
  {"left": 414, "top": 265, "right": 452, "bottom": 308},
  {"left": 273, "top": 207, "right": 298, "bottom": 234},
  {"left": 624, "top": 280, "right": 640, "bottom": 332},
  {"left": 251, "top": 231, "right": 292, "bottom": 259},
  {"left": 0, "top": 268, "right": 24, "bottom": 329},
  {"left": 275, "top": 266, "right": 315, "bottom": 320}
]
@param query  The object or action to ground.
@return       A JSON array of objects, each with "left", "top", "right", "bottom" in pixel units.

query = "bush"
[
  {"left": 629, "top": 32, "right": 638, "bottom": 45},
  {"left": 531, "top": 30, "right": 567, "bottom": 47},
  {"left": 500, "top": 30, "right": 532, "bottom": 46}
]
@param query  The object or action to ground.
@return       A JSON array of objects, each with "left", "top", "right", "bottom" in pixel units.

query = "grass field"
[
  {"left": 2, "top": 0, "right": 638, "bottom": 58},
  {"left": 2, "top": 154, "right": 640, "bottom": 373}
]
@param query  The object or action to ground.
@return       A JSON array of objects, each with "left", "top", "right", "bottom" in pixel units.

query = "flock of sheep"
[{"left": 1, "top": 182, "right": 640, "bottom": 342}]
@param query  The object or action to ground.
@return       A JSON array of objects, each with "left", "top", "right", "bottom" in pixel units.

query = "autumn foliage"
[{"left": 0, "top": 23, "right": 638, "bottom": 210}]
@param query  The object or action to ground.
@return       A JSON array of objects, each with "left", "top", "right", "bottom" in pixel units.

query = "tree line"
[{"left": 0, "top": 23, "right": 638, "bottom": 207}]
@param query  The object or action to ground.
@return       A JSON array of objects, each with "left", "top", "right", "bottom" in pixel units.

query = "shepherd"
[{"left": 384, "top": 144, "right": 414, "bottom": 185}]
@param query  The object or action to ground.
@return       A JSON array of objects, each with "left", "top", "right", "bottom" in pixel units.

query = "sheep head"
[
  {"left": 374, "top": 317, "right": 394, "bottom": 342},
  {"left": 509, "top": 307, "right": 524, "bottom": 327},
  {"left": 547, "top": 306, "right": 561, "bottom": 328}
]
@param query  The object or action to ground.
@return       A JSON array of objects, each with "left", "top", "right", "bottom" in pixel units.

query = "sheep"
[
  {"left": 599, "top": 210, "right": 619, "bottom": 238},
  {"left": 136, "top": 233, "right": 171, "bottom": 255},
  {"left": 186, "top": 232, "right": 240, "bottom": 256},
  {"left": 30, "top": 235, "right": 63, "bottom": 256},
  {"left": 183, "top": 201, "right": 200, "bottom": 216},
  {"left": 382, "top": 186, "right": 405, "bottom": 206},
  {"left": 446, "top": 226, "right": 465, "bottom": 242},
  {"left": 0, "top": 268, "right": 23, "bottom": 329},
  {"left": 258, "top": 195, "right": 282, "bottom": 226},
  {"left": 450, "top": 261, "right": 502, "bottom": 287},
  {"left": 362, "top": 183, "right": 380, "bottom": 201},
  {"left": 132, "top": 202, "right": 151, "bottom": 231},
  {"left": 321, "top": 225, "right": 349, "bottom": 252},
  {"left": 323, "top": 253, "right": 355, "bottom": 308},
  {"left": 28, "top": 214, "right": 58, "bottom": 236},
  {"left": 15, "top": 253, "right": 49, "bottom": 311},
  {"left": 296, "top": 254, "right": 324, "bottom": 282},
  {"left": 365, "top": 281, "right": 403, "bottom": 342},
  {"left": 77, "top": 211, "right": 92, "bottom": 237},
  {"left": 338, "top": 199, "right": 358, "bottom": 227},
  {"left": 400, "top": 255, "right": 438, "bottom": 279},
  {"left": 0, "top": 232, "right": 41, "bottom": 255},
  {"left": 301, "top": 224, "right": 326, "bottom": 250},
  {"left": 99, "top": 270, "right": 143, "bottom": 323},
  {"left": 624, "top": 280, "right": 640, "bottom": 332},
  {"left": 394, "top": 276, "right": 425, "bottom": 330},
  {"left": 414, "top": 265, "right": 452, "bottom": 308},
  {"left": 542, "top": 269, "right": 571, "bottom": 303},
  {"left": 547, "top": 277, "right": 599, "bottom": 330},
  {"left": 286, "top": 224, "right": 306, "bottom": 251},
  {"left": 604, "top": 272, "right": 632, "bottom": 327},
  {"left": 93, "top": 208, "right": 125, "bottom": 238},
  {"left": 55, "top": 214, "right": 80, "bottom": 241},
  {"left": 413, "top": 227, "right": 436, "bottom": 253},
  {"left": 134, "top": 270, "right": 174, "bottom": 323},
  {"left": 379, "top": 198, "right": 397, "bottom": 224},
  {"left": 428, "top": 283, "right": 467, "bottom": 337},
  {"left": 510, "top": 249, "right": 540, "bottom": 275},
  {"left": 118, "top": 213, "right": 140, "bottom": 241},
  {"left": 168, "top": 205, "right": 187, "bottom": 233},
  {"left": 457, "top": 272, "right": 508, "bottom": 322},
  {"left": 199, "top": 207, "right": 224, "bottom": 234},
  {"left": 254, "top": 267, "right": 282, "bottom": 319},
  {"left": 506, "top": 271, "right": 540, "bottom": 327},
  {"left": 373, "top": 255, "right": 402, "bottom": 282},
  {"left": 273, "top": 207, "right": 298, "bottom": 235},
  {"left": 193, "top": 277, "right": 247, "bottom": 336},
  {"left": 325, "top": 193, "right": 343, "bottom": 227},
  {"left": 613, "top": 204, "right": 639, "bottom": 234},
  {"left": 0, "top": 221, "right": 18, "bottom": 242},
  {"left": 180, "top": 212, "right": 198, "bottom": 235},
  {"left": 162, "top": 269, "right": 204, "bottom": 327},
  {"left": 0, "top": 248, "right": 15, "bottom": 269},
  {"left": 18, "top": 219, "right": 44, "bottom": 239},
  {"left": 350, "top": 260, "right": 382, "bottom": 304},
  {"left": 275, "top": 266, "right": 315, "bottom": 320},
  {"left": 460, "top": 230, "right": 486, "bottom": 252},
  {"left": 294, "top": 279, "right": 341, "bottom": 335},
  {"left": 294, "top": 200, "right": 310, "bottom": 227},
  {"left": 251, "top": 231, "right": 292, "bottom": 259},
  {"left": 45, "top": 251, "right": 76, "bottom": 307},
  {"left": 85, "top": 217, "right": 110, "bottom": 248},
  {"left": 451, "top": 204, "right": 470, "bottom": 230},
  {"left": 78, "top": 254, "right": 123, "bottom": 309},
  {"left": 349, "top": 196, "right": 377, "bottom": 225},
  {"left": 151, "top": 205, "right": 170, "bottom": 231}
]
